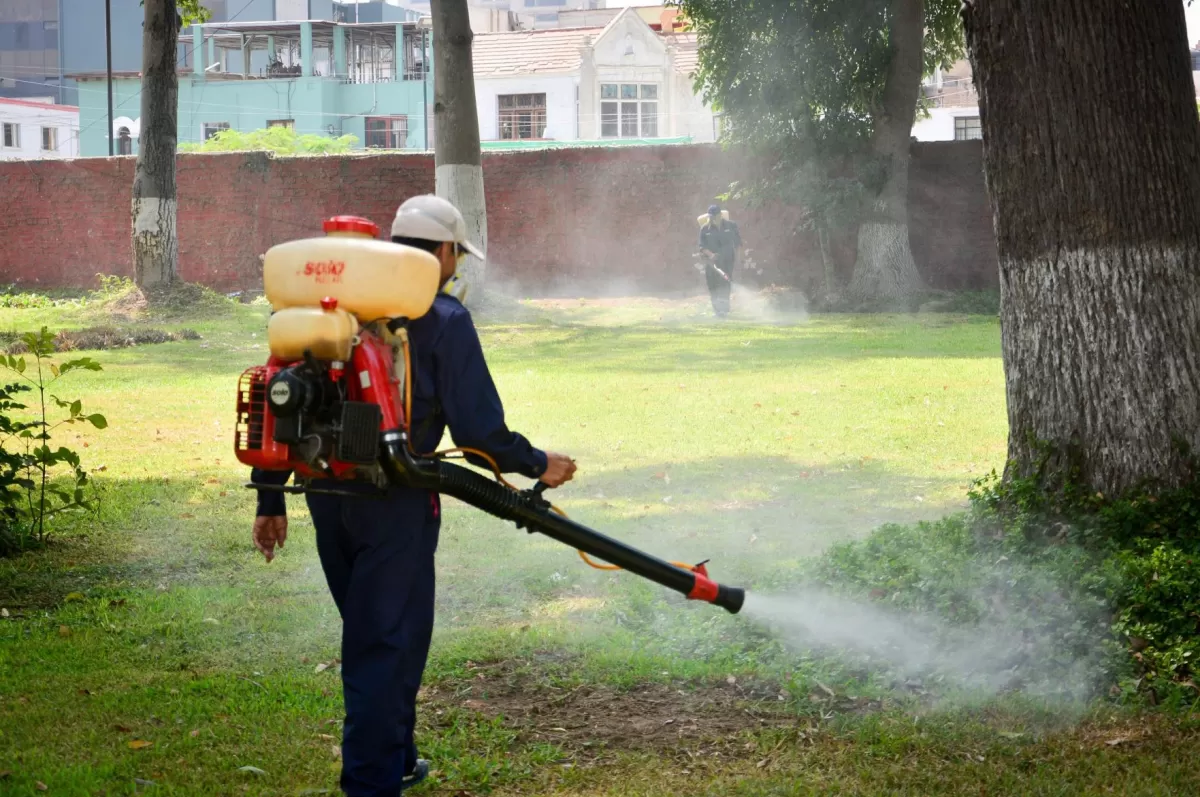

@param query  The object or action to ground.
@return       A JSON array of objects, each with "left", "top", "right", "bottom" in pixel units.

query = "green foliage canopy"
[
  {"left": 179, "top": 127, "right": 359, "bottom": 155},
  {"left": 678, "top": 0, "right": 964, "bottom": 224}
]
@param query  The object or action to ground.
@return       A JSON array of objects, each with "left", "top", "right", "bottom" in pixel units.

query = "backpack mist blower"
[{"left": 233, "top": 216, "right": 745, "bottom": 615}]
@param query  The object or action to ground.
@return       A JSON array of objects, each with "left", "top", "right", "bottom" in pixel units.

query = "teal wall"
[{"left": 78, "top": 74, "right": 433, "bottom": 156}]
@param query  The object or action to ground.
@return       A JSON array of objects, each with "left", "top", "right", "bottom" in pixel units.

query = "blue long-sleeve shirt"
[{"left": 251, "top": 294, "right": 547, "bottom": 516}]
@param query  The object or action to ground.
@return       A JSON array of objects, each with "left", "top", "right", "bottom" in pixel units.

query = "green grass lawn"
[{"left": 2, "top": 293, "right": 1197, "bottom": 796}]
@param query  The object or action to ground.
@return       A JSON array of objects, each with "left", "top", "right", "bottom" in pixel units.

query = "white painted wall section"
[
  {"left": 911, "top": 106, "right": 981, "bottom": 142},
  {"left": 0, "top": 98, "right": 80, "bottom": 160},
  {"left": 475, "top": 75, "right": 579, "bottom": 141}
]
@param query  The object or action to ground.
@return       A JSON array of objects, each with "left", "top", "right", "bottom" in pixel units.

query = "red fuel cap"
[
  {"left": 323, "top": 215, "right": 379, "bottom": 237},
  {"left": 320, "top": 296, "right": 338, "bottom": 311}
]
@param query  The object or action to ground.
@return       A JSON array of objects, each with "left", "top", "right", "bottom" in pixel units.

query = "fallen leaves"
[
  {"left": 0, "top": 608, "right": 8, "bottom": 618},
  {"left": 64, "top": 592, "right": 85, "bottom": 602},
  {"left": 128, "top": 740, "right": 154, "bottom": 750},
  {"left": 58, "top": 625, "right": 71, "bottom": 637},
  {"left": 237, "top": 765, "right": 267, "bottom": 776},
  {"left": 36, "top": 781, "right": 48, "bottom": 791}
]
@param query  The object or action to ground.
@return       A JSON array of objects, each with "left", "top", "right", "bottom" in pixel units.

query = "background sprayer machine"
[{"left": 233, "top": 215, "right": 745, "bottom": 615}]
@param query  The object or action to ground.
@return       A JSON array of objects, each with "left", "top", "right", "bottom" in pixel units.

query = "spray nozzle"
[{"left": 691, "top": 559, "right": 710, "bottom": 577}]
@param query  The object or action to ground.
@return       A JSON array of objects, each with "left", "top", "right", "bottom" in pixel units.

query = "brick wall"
[{"left": 0, "top": 143, "right": 997, "bottom": 294}]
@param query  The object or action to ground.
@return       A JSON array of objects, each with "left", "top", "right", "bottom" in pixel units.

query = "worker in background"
[
  {"left": 697, "top": 204, "right": 742, "bottom": 318},
  {"left": 249, "top": 195, "right": 577, "bottom": 797}
]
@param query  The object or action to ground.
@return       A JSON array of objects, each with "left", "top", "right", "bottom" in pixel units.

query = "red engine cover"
[{"left": 234, "top": 329, "right": 404, "bottom": 480}]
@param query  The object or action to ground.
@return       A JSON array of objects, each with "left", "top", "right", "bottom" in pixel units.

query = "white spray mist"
[{"left": 741, "top": 586, "right": 1105, "bottom": 700}]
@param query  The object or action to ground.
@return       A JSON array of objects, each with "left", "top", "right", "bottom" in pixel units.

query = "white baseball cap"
[{"left": 390, "top": 194, "right": 485, "bottom": 260}]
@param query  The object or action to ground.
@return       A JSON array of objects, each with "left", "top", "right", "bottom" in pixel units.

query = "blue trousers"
[{"left": 306, "top": 486, "right": 440, "bottom": 797}]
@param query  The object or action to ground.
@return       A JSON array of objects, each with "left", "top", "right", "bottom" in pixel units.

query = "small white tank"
[
  {"left": 263, "top": 216, "right": 441, "bottom": 322},
  {"left": 697, "top": 210, "right": 731, "bottom": 228}
]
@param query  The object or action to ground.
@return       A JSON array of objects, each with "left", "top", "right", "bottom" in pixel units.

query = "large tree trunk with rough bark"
[
  {"left": 964, "top": 0, "right": 1200, "bottom": 496},
  {"left": 847, "top": 0, "right": 925, "bottom": 306},
  {"left": 131, "top": 0, "right": 179, "bottom": 288},
  {"left": 432, "top": 0, "right": 486, "bottom": 303}
]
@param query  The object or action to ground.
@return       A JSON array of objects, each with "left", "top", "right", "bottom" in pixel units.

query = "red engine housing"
[{"left": 234, "top": 328, "right": 404, "bottom": 479}]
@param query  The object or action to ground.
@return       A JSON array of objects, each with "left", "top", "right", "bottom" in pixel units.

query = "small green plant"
[{"left": 0, "top": 328, "right": 106, "bottom": 555}]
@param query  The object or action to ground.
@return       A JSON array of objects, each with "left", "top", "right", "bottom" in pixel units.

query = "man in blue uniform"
[
  {"left": 249, "top": 195, "right": 577, "bottom": 796},
  {"left": 697, "top": 204, "right": 742, "bottom": 318}
]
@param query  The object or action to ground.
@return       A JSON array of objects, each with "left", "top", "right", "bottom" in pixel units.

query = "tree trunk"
[
  {"left": 847, "top": 0, "right": 925, "bottom": 306},
  {"left": 131, "top": 0, "right": 179, "bottom": 288},
  {"left": 963, "top": 0, "right": 1200, "bottom": 495},
  {"left": 432, "top": 0, "right": 486, "bottom": 302}
]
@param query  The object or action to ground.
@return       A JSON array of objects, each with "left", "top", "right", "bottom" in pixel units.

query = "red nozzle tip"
[
  {"left": 320, "top": 296, "right": 338, "bottom": 311},
  {"left": 687, "top": 573, "right": 720, "bottom": 604}
]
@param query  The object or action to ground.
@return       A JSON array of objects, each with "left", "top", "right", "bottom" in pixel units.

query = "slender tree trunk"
[
  {"left": 132, "top": 0, "right": 179, "bottom": 288},
  {"left": 964, "top": 0, "right": 1200, "bottom": 496},
  {"left": 847, "top": 0, "right": 925, "bottom": 306},
  {"left": 432, "top": 0, "right": 486, "bottom": 302}
]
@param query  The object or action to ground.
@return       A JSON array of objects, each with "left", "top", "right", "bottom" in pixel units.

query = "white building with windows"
[
  {"left": 0, "top": 97, "right": 79, "bottom": 160},
  {"left": 471, "top": 7, "right": 716, "bottom": 144},
  {"left": 912, "top": 59, "right": 982, "bottom": 142}
]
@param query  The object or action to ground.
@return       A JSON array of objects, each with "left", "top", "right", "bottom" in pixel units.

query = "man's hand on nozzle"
[
  {"left": 253, "top": 515, "right": 288, "bottom": 562},
  {"left": 541, "top": 452, "right": 577, "bottom": 488}
]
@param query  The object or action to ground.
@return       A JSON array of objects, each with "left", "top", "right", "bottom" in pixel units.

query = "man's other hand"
[
  {"left": 253, "top": 515, "right": 288, "bottom": 562},
  {"left": 541, "top": 452, "right": 578, "bottom": 488}
]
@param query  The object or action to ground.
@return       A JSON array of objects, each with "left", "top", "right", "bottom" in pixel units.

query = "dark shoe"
[{"left": 401, "top": 759, "right": 429, "bottom": 791}]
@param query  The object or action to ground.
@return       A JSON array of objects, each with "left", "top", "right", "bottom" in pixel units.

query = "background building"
[
  {"left": 0, "top": 96, "right": 79, "bottom": 159},
  {"left": 70, "top": 18, "right": 431, "bottom": 157},
  {"left": 472, "top": 7, "right": 713, "bottom": 145},
  {"left": 0, "top": 0, "right": 422, "bottom": 107}
]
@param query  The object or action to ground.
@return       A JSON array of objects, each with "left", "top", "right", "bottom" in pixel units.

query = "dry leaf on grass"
[
  {"left": 114, "top": 724, "right": 133, "bottom": 733},
  {"left": 128, "top": 740, "right": 153, "bottom": 750},
  {"left": 237, "top": 766, "right": 266, "bottom": 776},
  {"left": 36, "top": 782, "right": 48, "bottom": 791}
]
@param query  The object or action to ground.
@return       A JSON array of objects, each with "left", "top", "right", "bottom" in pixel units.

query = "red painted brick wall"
[{"left": 0, "top": 143, "right": 997, "bottom": 294}]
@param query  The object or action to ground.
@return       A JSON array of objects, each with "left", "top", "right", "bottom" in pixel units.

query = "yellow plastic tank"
[
  {"left": 264, "top": 216, "right": 441, "bottom": 321},
  {"left": 697, "top": 210, "right": 731, "bottom": 228},
  {"left": 268, "top": 302, "right": 359, "bottom": 361}
]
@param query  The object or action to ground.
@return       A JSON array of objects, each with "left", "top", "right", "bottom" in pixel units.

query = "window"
[
  {"left": 402, "top": 28, "right": 429, "bottom": 81},
  {"left": 203, "top": 122, "right": 230, "bottom": 140},
  {"left": 117, "top": 127, "right": 132, "bottom": 155},
  {"left": 497, "top": 93, "right": 547, "bottom": 140},
  {"left": 600, "top": 83, "right": 659, "bottom": 138},
  {"left": 2, "top": 122, "right": 18, "bottom": 148},
  {"left": 41, "top": 126, "right": 56, "bottom": 151},
  {"left": 267, "top": 119, "right": 294, "bottom": 129},
  {"left": 365, "top": 116, "right": 408, "bottom": 149},
  {"left": 954, "top": 116, "right": 982, "bottom": 141}
]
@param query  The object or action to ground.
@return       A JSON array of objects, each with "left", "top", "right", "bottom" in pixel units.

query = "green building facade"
[{"left": 71, "top": 19, "right": 432, "bottom": 157}]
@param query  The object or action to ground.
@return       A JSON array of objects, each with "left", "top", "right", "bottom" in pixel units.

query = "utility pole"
[
  {"left": 105, "top": 0, "right": 114, "bottom": 156},
  {"left": 431, "top": 0, "right": 486, "bottom": 298}
]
